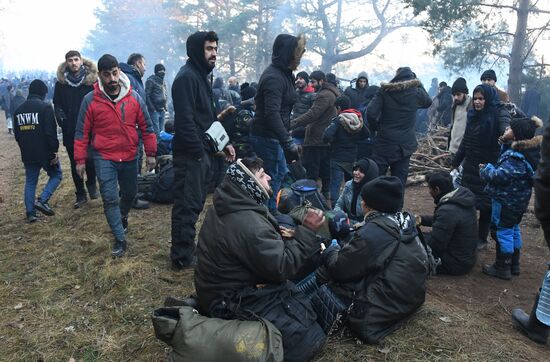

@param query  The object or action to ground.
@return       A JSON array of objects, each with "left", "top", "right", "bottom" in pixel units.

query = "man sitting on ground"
[
  {"left": 417, "top": 171, "right": 478, "bottom": 275},
  {"left": 194, "top": 157, "right": 327, "bottom": 361}
]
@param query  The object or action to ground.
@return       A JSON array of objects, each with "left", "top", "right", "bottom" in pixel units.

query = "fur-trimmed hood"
[
  {"left": 56, "top": 58, "right": 98, "bottom": 86},
  {"left": 380, "top": 78, "right": 422, "bottom": 92},
  {"left": 512, "top": 116, "right": 543, "bottom": 151},
  {"left": 272, "top": 33, "right": 306, "bottom": 71}
]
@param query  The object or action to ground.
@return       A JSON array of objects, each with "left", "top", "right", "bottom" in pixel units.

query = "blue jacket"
[
  {"left": 119, "top": 63, "right": 146, "bottom": 101},
  {"left": 480, "top": 144, "right": 536, "bottom": 215}
]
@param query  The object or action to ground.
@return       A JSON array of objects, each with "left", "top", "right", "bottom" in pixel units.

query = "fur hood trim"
[
  {"left": 290, "top": 34, "right": 306, "bottom": 71},
  {"left": 56, "top": 58, "right": 98, "bottom": 86},
  {"left": 380, "top": 78, "right": 422, "bottom": 92},
  {"left": 511, "top": 116, "right": 543, "bottom": 150},
  {"left": 512, "top": 134, "right": 542, "bottom": 151}
]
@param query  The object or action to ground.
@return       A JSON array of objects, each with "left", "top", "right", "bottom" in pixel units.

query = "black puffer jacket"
[
  {"left": 435, "top": 85, "right": 453, "bottom": 126},
  {"left": 452, "top": 88, "right": 510, "bottom": 210},
  {"left": 250, "top": 34, "right": 305, "bottom": 143},
  {"left": 318, "top": 212, "right": 428, "bottom": 343},
  {"left": 535, "top": 120, "right": 550, "bottom": 251},
  {"left": 194, "top": 176, "right": 319, "bottom": 313},
  {"left": 13, "top": 95, "right": 59, "bottom": 165},
  {"left": 420, "top": 187, "right": 478, "bottom": 275},
  {"left": 145, "top": 73, "right": 167, "bottom": 112},
  {"left": 53, "top": 58, "right": 97, "bottom": 147},
  {"left": 366, "top": 67, "right": 432, "bottom": 157},
  {"left": 171, "top": 32, "right": 217, "bottom": 159}
]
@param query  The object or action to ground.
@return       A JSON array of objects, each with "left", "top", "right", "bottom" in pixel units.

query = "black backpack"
[{"left": 145, "top": 161, "right": 174, "bottom": 204}]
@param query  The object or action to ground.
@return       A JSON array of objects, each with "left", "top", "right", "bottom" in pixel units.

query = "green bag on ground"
[{"left": 152, "top": 306, "right": 284, "bottom": 362}]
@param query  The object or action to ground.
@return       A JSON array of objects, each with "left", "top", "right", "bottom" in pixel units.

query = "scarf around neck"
[{"left": 65, "top": 65, "right": 87, "bottom": 87}]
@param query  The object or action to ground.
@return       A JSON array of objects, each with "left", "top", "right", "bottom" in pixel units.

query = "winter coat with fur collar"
[
  {"left": 53, "top": 58, "right": 97, "bottom": 147},
  {"left": 366, "top": 77, "right": 432, "bottom": 157}
]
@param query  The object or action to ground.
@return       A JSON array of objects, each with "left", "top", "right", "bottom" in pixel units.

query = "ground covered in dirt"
[{"left": 1, "top": 114, "right": 549, "bottom": 361}]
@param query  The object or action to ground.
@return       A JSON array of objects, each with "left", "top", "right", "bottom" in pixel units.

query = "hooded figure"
[
  {"left": 145, "top": 63, "right": 168, "bottom": 135},
  {"left": 250, "top": 33, "right": 306, "bottom": 212},
  {"left": 452, "top": 83, "right": 510, "bottom": 249},
  {"left": 344, "top": 71, "right": 378, "bottom": 111},
  {"left": 366, "top": 67, "right": 432, "bottom": 186},
  {"left": 170, "top": 31, "right": 224, "bottom": 270}
]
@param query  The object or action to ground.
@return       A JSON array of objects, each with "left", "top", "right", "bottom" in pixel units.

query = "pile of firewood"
[{"left": 407, "top": 127, "right": 451, "bottom": 185}]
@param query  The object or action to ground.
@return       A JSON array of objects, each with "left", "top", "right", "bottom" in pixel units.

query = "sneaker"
[
  {"left": 112, "top": 239, "right": 127, "bottom": 257},
  {"left": 34, "top": 199, "right": 55, "bottom": 216},
  {"left": 74, "top": 194, "right": 88, "bottom": 209},
  {"left": 122, "top": 216, "right": 128, "bottom": 233},
  {"left": 132, "top": 198, "right": 150, "bottom": 210},
  {"left": 26, "top": 213, "right": 38, "bottom": 223}
]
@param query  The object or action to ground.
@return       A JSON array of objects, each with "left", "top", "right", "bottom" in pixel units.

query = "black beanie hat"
[
  {"left": 353, "top": 158, "right": 379, "bottom": 183},
  {"left": 510, "top": 117, "right": 539, "bottom": 141},
  {"left": 451, "top": 77, "right": 468, "bottom": 94},
  {"left": 296, "top": 71, "right": 309, "bottom": 84},
  {"left": 154, "top": 64, "right": 166, "bottom": 74},
  {"left": 240, "top": 86, "right": 257, "bottom": 101},
  {"left": 360, "top": 176, "right": 403, "bottom": 214},
  {"left": 28, "top": 79, "right": 48, "bottom": 97},
  {"left": 480, "top": 69, "right": 497, "bottom": 82}
]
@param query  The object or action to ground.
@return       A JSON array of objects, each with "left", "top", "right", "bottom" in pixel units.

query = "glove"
[
  {"left": 320, "top": 240, "right": 341, "bottom": 266},
  {"left": 281, "top": 138, "right": 299, "bottom": 163}
]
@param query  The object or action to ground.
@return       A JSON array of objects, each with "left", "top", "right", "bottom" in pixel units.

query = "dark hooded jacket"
[
  {"left": 318, "top": 212, "right": 428, "bottom": 343},
  {"left": 291, "top": 82, "right": 340, "bottom": 147},
  {"left": 344, "top": 72, "right": 378, "bottom": 111},
  {"left": 119, "top": 62, "right": 146, "bottom": 101},
  {"left": 171, "top": 32, "right": 218, "bottom": 159},
  {"left": 366, "top": 67, "right": 432, "bottom": 157},
  {"left": 323, "top": 108, "right": 370, "bottom": 162},
  {"left": 435, "top": 85, "right": 453, "bottom": 126},
  {"left": 194, "top": 175, "right": 319, "bottom": 313},
  {"left": 420, "top": 187, "right": 478, "bottom": 275},
  {"left": 53, "top": 58, "right": 98, "bottom": 147},
  {"left": 13, "top": 94, "right": 59, "bottom": 165},
  {"left": 250, "top": 34, "right": 305, "bottom": 143},
  {"left": 145, "top": 73, "right": 167, "bottom": 112},
  {"left": 452, "top": 84, "right": 510, "bottom": 210},
  {"left": 535, "top": 119, "right": 550, "bottom": 251}
]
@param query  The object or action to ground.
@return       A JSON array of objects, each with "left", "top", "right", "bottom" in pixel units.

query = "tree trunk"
[{"left": 508, "top": 0, "right": 529, "bottom": 104}]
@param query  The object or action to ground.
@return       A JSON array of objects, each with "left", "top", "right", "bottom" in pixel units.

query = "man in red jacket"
[{"left": 74, "top": 54, "right": 157, "bottom": 257}]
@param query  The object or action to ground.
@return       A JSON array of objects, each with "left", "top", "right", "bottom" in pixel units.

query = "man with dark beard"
[
  {"left": 170, "top": 31, "right": 236, "bottom": 270},
  {"left": 448, "top": 77, "right": 472, "bottom": 156},
  {"left": 53, "top": 50, "right": 98, "bottom": 208},
  {"left": 74, "top": 54, "right": 157, "bottom": 257},
  {"left": 195, "top": 157, "right": 326, "bottom": 361}
]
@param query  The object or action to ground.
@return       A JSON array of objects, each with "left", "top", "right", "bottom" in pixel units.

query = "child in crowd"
[
  {"left": 480, "top": 116, "right": 542, "bottom": 280},
  {"left": 158, "top": 120, "right": 174, "bottom": 156}
]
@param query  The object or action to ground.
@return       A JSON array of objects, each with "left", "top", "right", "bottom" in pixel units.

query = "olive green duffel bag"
[{"left": 152, "top": 306, "right": 283, "bottom": 362}]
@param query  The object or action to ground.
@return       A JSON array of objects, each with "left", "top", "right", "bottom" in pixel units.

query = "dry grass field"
[{"left": 0, "top": 114, "right": 549, "bottom": 361}]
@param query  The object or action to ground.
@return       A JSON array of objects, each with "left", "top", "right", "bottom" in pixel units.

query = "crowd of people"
[{"left": 2, "top": 30, "right": 550, "bottom": 359}]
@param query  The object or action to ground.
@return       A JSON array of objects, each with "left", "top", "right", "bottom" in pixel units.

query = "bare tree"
[{"left": 295, "top": 0, "right": 417, "bottom": 73}]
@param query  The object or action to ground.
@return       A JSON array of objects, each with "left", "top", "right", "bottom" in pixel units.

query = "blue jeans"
[
  {"left": 24, "top": 162, "right": 63, "bottom": 215},
  {"left": 151, "top": 110, "right": 165, "bottom": 136},
  {"left": 250, "top": 135, "right": 288, "bottom": 212},
  {"left": 94, "top": 158, "right": 137, "bottom": 241},
  {"left": 329, "top": 160, "right": 353, "bottom": 204}
]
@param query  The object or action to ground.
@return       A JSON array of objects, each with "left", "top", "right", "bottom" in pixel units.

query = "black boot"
[
  {"left": 511, "top": 248, "right": 521, "bottom": 276},
  {"left": 87, "top": 184, "right": 99, "bottom": 200},
  {"left": 482, "top": 246, "right": 512, "bottom": 280},
  {"left": 74, "top": 193, "right": 88, "bottom": 209},
  {"left": 512, "top": 292, "right": 549, "bottom": 344}
]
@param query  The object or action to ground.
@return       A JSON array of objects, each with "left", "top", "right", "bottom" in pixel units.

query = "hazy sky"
[{"left": 1, "top": 0, "right": 549, "bottom": 86}]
